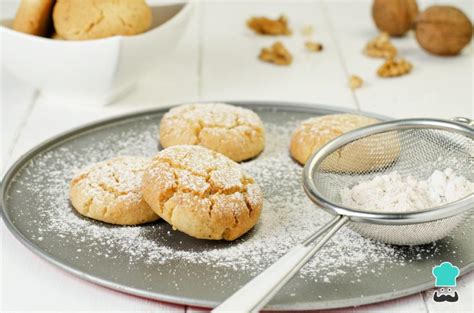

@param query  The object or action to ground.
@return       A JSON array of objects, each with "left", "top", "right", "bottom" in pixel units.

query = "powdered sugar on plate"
[{"left": 6, "top": 113, "right": 454, "bottom": 285}]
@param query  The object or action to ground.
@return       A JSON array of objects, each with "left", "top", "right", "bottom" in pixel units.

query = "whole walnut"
[
  {"left": 372, "top": 0, "right": 419, "bottom": 36},
  {"left": 415, "top": 6, "right": 473, "bottom": 56}
]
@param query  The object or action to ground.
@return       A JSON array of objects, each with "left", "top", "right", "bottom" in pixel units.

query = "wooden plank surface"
[
  {"left": 0, "top": 71, "right": 36, "bottom": 174},
  {"left": 0, "top": 1, "right": 37, "bottom": 174},
  {"left": 200, "top": 1, "right": 357, "bottom": 108}
]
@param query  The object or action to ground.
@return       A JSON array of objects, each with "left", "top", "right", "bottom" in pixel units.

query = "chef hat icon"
[{"left": 432, "top": 262, "right": 460, "bottom": 287}]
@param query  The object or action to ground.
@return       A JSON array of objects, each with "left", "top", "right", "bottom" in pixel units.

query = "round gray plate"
[{"left": 1, "top": 102, "right": 473, "bottom": 310}]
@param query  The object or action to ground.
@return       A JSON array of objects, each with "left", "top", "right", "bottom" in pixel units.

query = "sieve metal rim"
[{"left": 303, "top": 118, "right": 474, "bottom": 225}]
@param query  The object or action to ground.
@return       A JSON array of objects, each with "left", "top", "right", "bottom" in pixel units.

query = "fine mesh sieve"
[
  {"left": 214, "top": 118, "right": 473, "bottom": 313},
  {"left": 305, "top": 118, "right": 474, "bottom": 245}
]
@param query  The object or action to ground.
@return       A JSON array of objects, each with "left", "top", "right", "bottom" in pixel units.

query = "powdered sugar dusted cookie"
[
  {"left": 142, "top": 145, "right": 263, "bottom": 241},
  {"left": 290, "top": 114, "right": 380, "bottom": 165},
  {"left": 159, "top": 103, "right": 265, "bottom": 162},
  {"left": 70, "top": 156, "right": 159, "bottom": 225}
]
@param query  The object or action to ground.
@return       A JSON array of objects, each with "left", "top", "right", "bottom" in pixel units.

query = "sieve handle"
[
  {"left": 452, "top": 117, "right": 473, "bottom": 127},
  {"left": 213, "top": 215, "right": 349, "bottom": 313}
]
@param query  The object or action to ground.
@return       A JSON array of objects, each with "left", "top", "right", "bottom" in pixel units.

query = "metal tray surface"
[{"left": 1, "top": 102, "right": 473, "bottom": 310}]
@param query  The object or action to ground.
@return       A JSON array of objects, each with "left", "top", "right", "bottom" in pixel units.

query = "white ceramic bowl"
[{"left": 0, "top": 1, "right": 193, "bottom": 106}]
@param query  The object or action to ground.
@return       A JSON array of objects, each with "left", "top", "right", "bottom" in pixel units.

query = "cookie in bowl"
[
  {"left": 142, "top": 145, "right": 263, "bottom": 241},
  {"left": 1, "top": 1, "right": 192, "bottom": 106},
  {"left": 13, "top": 0, "right": 55, "bottom": 36},
  {"left": 53, "top": 0, "right": 152, "bottom": 40},
  {"left": 159, "top": 103, "right": 265, "bottom": 162},
  {"left": 70, "top": 156, "right": 159, "bottom": 225}
]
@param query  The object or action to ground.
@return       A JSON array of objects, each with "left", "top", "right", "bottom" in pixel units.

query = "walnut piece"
[
  {"left": 259, "top": 41, "right": 293, "bottom": 65},
  {"left": 247, "top": 15, "right": 291, "bottom": 35},
  {"left": 349, "top": 75, "right": 363, "bottom": 90},
  {"left": 305, "top": 41, "right": 323, "bottom": 52},
  {"left": 364, "top": 32, "right": 398, "bottom": 58},
  {"left": 377, "top": 58, "right": 413, "bottom": 77},
  {"left": 301, "top": 24, "right": 314, "bottom": 36}
]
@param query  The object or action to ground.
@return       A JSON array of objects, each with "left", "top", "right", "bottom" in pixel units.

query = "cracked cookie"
[
  {"left": 159, "top": 103, "right": 265, "bottom": 162},
  {"left": 290, "top": 114, "right": 380, "bottom": 165},
  {"left": 142, "top": 145, "right": 263, "bottom": 241},
  {"left": 53, "top": 0, "right": 152, "bottom": 40},
  {"left": 70, "top": 156, "right": 159, "bottom": 225}
]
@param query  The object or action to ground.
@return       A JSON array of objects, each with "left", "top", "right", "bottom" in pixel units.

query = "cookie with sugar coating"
[
  {"left": 70, "top": 156, "right": 159, "bottom": 225},
  {"left": 141, "top": 145, "right": 263, "bottom": 241},
  {"left": 159, "top": 103, "right": 265, "bottom": 162},
  {"left": 290, "top": 114, "right": 380, "bottom": 165},
  {"left": 13, "top": 0, "right": 55, "bottom": 37},
  {"left": 53, "top": 0, "right": 152, "bottom": 40}
]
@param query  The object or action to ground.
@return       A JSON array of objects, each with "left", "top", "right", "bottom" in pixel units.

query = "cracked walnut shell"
[
  {"left": 247, "top": 15, "right": 291, "bottom": 35},
  {"left": 415, "top": 6, "right": 473, "bottom": 56},
  {"left": 377, "top": 58, "right": 413, "bottom": 77},
  {"left": 372, "top": 0, "right": 419, "bottom": 36},
  {"left": 159, "top": 103, "right": 265, "bottom": 162},
  {"left": 141, "top": 145, "right": 263, "bottom": 241},
  {"left": 364, "top": 32, "right": 398, "bottom": 58},
  {"left": 259, "top": 41, "right": 293, "bottom": 65}
]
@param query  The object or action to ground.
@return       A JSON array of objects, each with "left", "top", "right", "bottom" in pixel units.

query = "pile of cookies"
[
  {"left": 12, "top": 0, "right": 152, "bottom": 40},
  {"left": 70, "top": 103, "right": 265, "bottom": 241},
  {"left": 70, "top": 103, "right": 381, "bottom": 241}
]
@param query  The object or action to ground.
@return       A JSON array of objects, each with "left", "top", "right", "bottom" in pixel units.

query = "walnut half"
[{"left": 259, "top": 41, "right": 293, "bottom": 66}]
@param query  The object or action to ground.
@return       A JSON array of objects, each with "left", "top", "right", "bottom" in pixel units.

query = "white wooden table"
[{"left": 1, "top": 0, "right": 473, "bottom": 312}]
